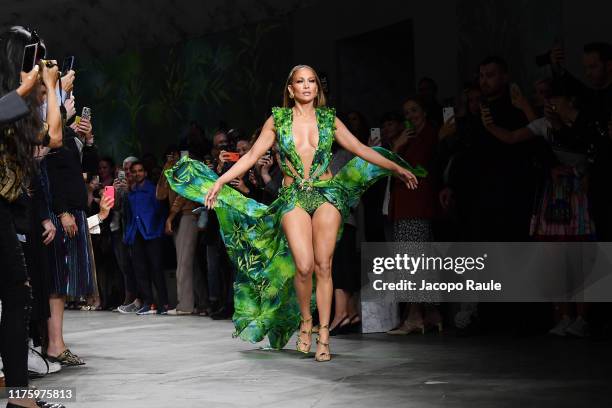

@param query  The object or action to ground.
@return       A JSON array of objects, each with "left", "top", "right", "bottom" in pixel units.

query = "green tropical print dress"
[{"left": 165, "top": 106, "right": 427, "bottom": 349}]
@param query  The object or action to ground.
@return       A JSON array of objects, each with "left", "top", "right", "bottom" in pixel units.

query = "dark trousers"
[
  {"left": 0, "top": 199, "right": 30, "bottom": 389},
  {"left": 112, "top": 229, "right": 138, "bottom": 300},
  {"left": 131, "top": 232, "right": 167, "bottom": 306}
]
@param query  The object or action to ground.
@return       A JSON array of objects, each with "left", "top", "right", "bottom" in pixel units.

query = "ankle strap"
[
  {"left": 301, "top": 316, "right": 313, "bottom": 322},
  {"left": 319, "top": 324, "right": 329, "bottom": 330}
]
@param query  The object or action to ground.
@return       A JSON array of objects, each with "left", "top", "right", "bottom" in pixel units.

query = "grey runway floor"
[{"left": 23, "top": 311, "right": 611, "bottom": 408}]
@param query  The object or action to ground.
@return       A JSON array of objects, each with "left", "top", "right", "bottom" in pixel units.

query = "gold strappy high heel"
[
  {"left": 315, "top": 325, "right": 331, "bottom": 362},
  {"left": 296, "top": 315, "right": 313, "bottom": 354}
]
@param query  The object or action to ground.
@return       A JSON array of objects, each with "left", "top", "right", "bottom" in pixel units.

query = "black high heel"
[{"left": 329, "top": 316, "right": 351, "bottom": 336}]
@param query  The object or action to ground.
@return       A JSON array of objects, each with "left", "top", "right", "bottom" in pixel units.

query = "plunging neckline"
[{"left": 289, "top": 107, "right": 321, "bottom": 179}]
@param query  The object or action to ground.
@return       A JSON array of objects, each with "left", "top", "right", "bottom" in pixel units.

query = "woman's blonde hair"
[{"left": 282, "top": 64, "right": 326, "bottom": 108}]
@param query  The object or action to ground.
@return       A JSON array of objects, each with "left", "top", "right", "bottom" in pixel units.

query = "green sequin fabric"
[{"left": 165, "top": 106, "right": 427, "bottom": 349}]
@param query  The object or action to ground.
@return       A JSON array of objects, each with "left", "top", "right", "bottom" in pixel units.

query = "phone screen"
[
  {"left": 442, "top": 107, "right": 455, "bottom": 123},
  {"left": 21, "top": 44, "right": 38, "bottom": 73},
  {"left": 226, "top": 152, "right": 240, "bottom": 162},
  {"left": 103, "top": 186, "right": 115, "bottom": 207},
  {"left": 81, "top": 107, "right": 91, "bottom": 121},
  {"left": 369, "top": 128, "right": 381, "bottom": 146},
  {"left": 61, "top": 56, "right": 75, "bottom": 74}
]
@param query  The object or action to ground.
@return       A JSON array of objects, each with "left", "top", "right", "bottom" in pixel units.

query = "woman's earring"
[{"left": 289, "top": 92, "right": 294, "bottom": 99}]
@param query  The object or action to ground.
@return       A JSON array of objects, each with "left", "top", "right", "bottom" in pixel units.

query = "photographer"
[{"left": 1, "top": 25, "right": 66, "bottom": 408}]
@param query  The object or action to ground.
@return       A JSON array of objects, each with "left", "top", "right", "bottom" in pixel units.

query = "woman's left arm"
[{"left": 334, "top": 117, "right": 418, "bottom": 189}]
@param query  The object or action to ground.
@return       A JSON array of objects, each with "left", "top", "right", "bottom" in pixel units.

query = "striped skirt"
[{"left": 48, "top": 209, "right": 96, "bottom": 297}]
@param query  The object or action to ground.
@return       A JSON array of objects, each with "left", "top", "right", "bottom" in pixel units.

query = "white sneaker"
[
  {"left": 118, "top": 300, "right": 141, "bottom": 314},
  {"left": 28, "top": 347, "right": 49, "bottom": 377},
  {"left": 34, "top": 346, "right": 61, "bottom": 374},
  {"left": 549, "top": 316, "right": 573, "bottom": 336},
  {"left": 566, "top": 316, "right": 589, "bottom": 338}
]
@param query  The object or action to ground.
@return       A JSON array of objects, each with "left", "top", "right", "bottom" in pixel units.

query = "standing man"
[{"left": 124, "top": 161, "right": 169, "bottom": 315}]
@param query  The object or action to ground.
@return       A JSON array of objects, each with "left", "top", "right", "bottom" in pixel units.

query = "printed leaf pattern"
[{"left": 164, "top": 109, "right": 427, "bottom": 349}]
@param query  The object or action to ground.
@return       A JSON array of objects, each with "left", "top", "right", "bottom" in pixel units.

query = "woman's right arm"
[{"left": 205, "top": 116, "right": 276, "bottom": 208}]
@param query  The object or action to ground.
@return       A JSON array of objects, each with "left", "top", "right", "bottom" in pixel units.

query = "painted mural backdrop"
[{"left": 76, "top": 19, "right": 292, "bottom": 161}]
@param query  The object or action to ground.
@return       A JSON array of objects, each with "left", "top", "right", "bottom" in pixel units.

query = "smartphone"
[
  {"left": 264, "top": 149, "right": 272, "bottom": 159},
  {"left": 118, "top": 170, "right": 126, "bottom": 180},
  {"left": 404, "top": 120, "right": 415, "bottom": 130},
  {"left": 225, "top": 152, "right": 240, "bottom": 162},
  {"left": 442, "top": 106, "right": 455, "bottom": 123},
  {"left": 61, "top": 56, "right": 75, "bottom": 74},
  {"left": 21, "top": 43, "right": 38, "bottom": 73},
  {"left": 369, "top": 128, "right": 381, "bottom": 146},
  {"left": 74, "top": 115, "right": 81, "bottom": 126},
  {"left": 103, "top": 186, "right": 115, "bottom": 207},
  {"left": 81, "top": 107, "right": 91, "bottom": 121},
  {"left": 180, "top": 150, "right": 189, "bottom": 159},
  {"left": 92, "top": 175, "right": 100, "bottom": 184}
]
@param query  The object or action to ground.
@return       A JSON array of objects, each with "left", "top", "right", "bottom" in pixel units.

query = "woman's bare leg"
[
  {"left": 282, "top": 207, "right": 315, "bottom": 349},
  {"left": 47, "top": 295, "right": 66, "bottom": 357},
  {"left": 312, "top": 203, "right": 342, "bottom": 359}
]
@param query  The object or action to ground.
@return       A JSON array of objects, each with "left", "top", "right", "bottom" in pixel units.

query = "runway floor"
[{"left": 21, "top": 311, "right": 611, "bottom": 407}]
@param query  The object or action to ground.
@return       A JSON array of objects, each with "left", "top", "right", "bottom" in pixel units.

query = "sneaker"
[
  {"left": 118, "top": 300, "right": 142, "bottom": 314},
  {"left": 566, "top": 316, "right": 589, "bottom": 338},
  {"left": 32, "top": 344, "right": 61, "bottom": 374},
  {"left": 157, "top": 305, "right": 169, "bottom": 315},
  {"left": 28, "top": 347, "right": 49, "bottom": 377},
  {"left": 136, "top": 304, "right": 157, "bottom": 315},
  {"left": 167, "top": 308, "right": 192, "bottom": 316},
  {"left": 549, "top": 316, "right": 573, "bottom": 337}
]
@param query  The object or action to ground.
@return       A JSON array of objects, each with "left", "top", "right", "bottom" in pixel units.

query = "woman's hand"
[
  {"left": 205, "top": 181, "right": 223, "bottom": 209},
  {"left": 438, "top": 117, "right": 456, "bottom": 140},
  {"left": 257, "top": 156, "right": 273, "bottom": 175},
  {"left": 76, "top": 117, "right": 93, "bottom": 143},
  {"left": 17, "top": 65, "right": 40, "bottom": 97},
  {"left": 394, "top": 165, "right": 418, "bottom": 190},
  {"left": 60, "top": 212, "right": 78, "bottom": 238},
  {"left": 41, "top": 60, "right": 59, "bottom": 89},
  {"left": 248, "top": 169, "right": 258, "bottom": 187},
  {"left": 99, "top": 195, "right": 114, "bottom": 221},
  {"left": 165, "top": 216, "right": 174, "bottom": 235},
  {"left": 41, "top": 219, "right": 56, "bottom": 245},
  {"left": 392, "top": 128, "right": 415, "bottom": 152},
  {"left": 230, "top": 177, "right": 249, "bottom": 194},
  {"left": 61, "top": 70, "right": 75, "bottom": 94}
]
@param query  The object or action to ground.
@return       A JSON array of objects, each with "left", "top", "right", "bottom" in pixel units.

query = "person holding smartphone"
[
  {"left": 0, "top": 25, "right": 68, "bottom": 408},
  {"left": 386, "top": 96, "right": 442, "bottom": 335}
]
